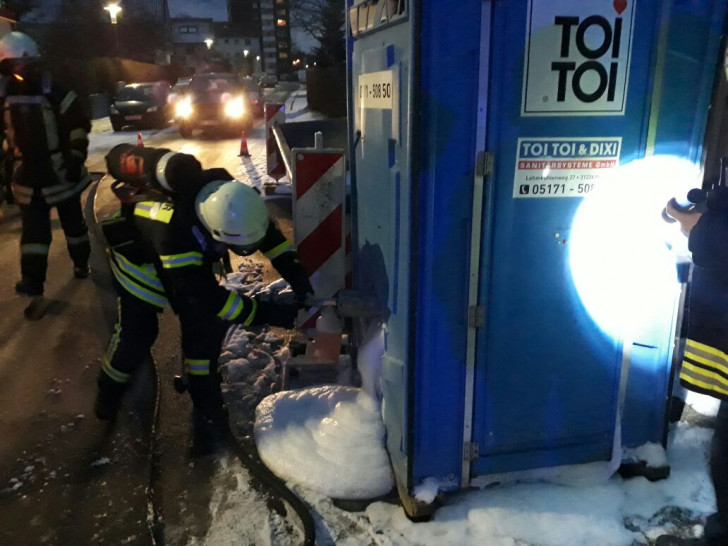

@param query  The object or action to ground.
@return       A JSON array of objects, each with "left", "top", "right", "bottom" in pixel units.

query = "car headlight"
[
  {"left": 224, "top": 97, "right": 245, "bottom": 119},
  {"left": 146, "top": 105, "right": 159, "bottom": 113},
  {"left": 175, "top": 97, "right": 193, "bottom": 118}
]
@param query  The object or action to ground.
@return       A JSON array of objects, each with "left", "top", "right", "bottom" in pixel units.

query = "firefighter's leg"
[
  {"left": 180, "top": 314, "right": 229, "bottom": 453},
  {"left": 704, "top": 400, "right": 728, "bottom": 544},
  {"left": 16, "top": 196, "right": 51, "bottom": 296},
  {"left": 55, "top": 193, "right": 90, "bottom": 278},
  {"left": 95, "top": 291, "right": 160, "bottom": 420}
]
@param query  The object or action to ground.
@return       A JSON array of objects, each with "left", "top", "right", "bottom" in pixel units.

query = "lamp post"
[
  {"left": 204, "top": 38, "right": 214, "bottom": 50},
  {"left": 104, "top": 3, "right": 122, "bottom": 57},
  {"left": 243, "top": 49, "right": 250, "bottom": 75}
]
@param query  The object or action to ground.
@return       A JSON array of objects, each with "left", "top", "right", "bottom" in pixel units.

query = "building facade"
[
  {"left": 229, "top": 0, "right": 291, "bottom": 78},
  {"left": 212, "top": 22, "right": 262, "bottom": 76},
  {"left": 122, "top": 0, "right": 169, "bottom": 20},
  {"left": 227, "top": 0, "right": 261, "bottom": 36},
  {"left": 170, "top": 17, "right": 215, "bottom": 74}
]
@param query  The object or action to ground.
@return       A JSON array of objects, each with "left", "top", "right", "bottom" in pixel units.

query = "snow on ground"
[{"left": 186, "top": 90, "right": 726, "bottom": 546}]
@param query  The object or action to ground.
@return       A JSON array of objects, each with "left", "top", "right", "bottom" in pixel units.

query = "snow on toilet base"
[{"left": 254, "top": 385, "right": 394, "bottom": 500}]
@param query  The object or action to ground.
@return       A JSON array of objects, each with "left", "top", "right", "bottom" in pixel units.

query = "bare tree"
[{"left": 291, "top": 0, "right": 345, "bottom": 67}]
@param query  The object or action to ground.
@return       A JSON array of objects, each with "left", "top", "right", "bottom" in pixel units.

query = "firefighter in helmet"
[
  {"left": 95, "top": 147, "right": 313, "bottom": 453},
  {"left": 0, "top": 32, "right": 92, "bottom": 300}
]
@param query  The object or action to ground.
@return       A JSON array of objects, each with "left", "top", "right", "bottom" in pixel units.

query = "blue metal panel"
[
  {"left": 410, "top": 0, "right": 484, "bottom": 483},
  {"left": 472, "top": 0, "right": 661, "bottom": 475},
  {"left": 651, "top": 2, "right": 728, "bottom": 161},
  {"left": 348, "top": 2, "right": 415, "bottom": 491}
]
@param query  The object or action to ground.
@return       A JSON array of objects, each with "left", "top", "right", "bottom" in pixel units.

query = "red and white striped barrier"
[
  {"left": 265, "top": 103, "right": 286, "bottom": 181},
  {"left": 293, "top": 149, "right": 347, "bottom": 328}
]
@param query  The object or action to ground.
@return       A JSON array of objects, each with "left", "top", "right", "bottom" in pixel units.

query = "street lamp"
[
  {"left": 104, "top": 3, "right": 122, "bottom": 57},
  {"left": 243, "top": 49, "right": 250, "bottom": 57},
  {"left": 204, "top": 38, "right": 214, "bottom": 50},
  {"left": 104, "top": 2, "right": 122, "bottom": 24}
]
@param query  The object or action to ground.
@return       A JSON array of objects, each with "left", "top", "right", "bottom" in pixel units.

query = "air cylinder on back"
[{"left": 105, "top": 143, "right": 202, "bottom": 195}]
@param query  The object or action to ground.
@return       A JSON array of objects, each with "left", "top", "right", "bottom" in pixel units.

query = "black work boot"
[
  {"left": 15, "top": 278, "right": 43, "bottom": 296},
  {"left": 190, "top": 407, "right": 229, "bottom": 457},
  {"left": 94, "top": 375, "right": 127, "bottom": 421}
]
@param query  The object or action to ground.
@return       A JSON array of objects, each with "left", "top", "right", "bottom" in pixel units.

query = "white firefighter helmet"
[
  {"left": 195, "top": 180, "right": 269, "bottom": 253},
  {"left": 0, "top": 32, "right": 40, "bottom": 61}
]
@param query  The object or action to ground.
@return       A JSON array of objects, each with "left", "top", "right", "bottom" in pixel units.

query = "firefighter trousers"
[
  {"left": 19, "top": 193, "right": 90, "bottom": 290},
  {"left": 99, "top": 285, "right": 229, "bottom": 418},
  {"left": 705, "top": 400, "right": 728, "bottom": 544}
]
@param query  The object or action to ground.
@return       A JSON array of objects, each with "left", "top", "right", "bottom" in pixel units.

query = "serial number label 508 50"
[{"left": 357, "top": 70, "right": 394, "bottom": 110}]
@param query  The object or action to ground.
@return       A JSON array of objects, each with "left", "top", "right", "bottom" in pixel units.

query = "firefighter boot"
[
  {"left": 191, "top": 407, "right": 229, "bottom": 457},
  {"left": 15, "top": 278, "right": 43, "bottom": 296},
  {"left": 94, "top": 374, "right": 126, "bottom": 421}
]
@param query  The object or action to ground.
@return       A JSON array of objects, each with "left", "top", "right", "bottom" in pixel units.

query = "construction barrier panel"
[{"left": 292, "top": 148, "right": 347, "bottom": 329}]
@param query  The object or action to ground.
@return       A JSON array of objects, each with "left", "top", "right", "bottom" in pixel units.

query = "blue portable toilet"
[{"left": 347, "top": 0, "right": 728, "bottom": 516}]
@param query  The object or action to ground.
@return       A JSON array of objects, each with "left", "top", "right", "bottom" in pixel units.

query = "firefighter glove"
[{"left": 252, "top": 297, "right": 299, "bottom": 329}]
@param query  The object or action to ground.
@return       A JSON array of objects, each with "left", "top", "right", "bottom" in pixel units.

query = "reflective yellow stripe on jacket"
[
  {"left": 159, "top": 252, "right": 203, "bottom": 269},
  {"left": 217, "top": 292, "right": 257, "bottom": 324},
  {"left": 680, "top": 338, "right": 728, "bottom": 399},
  {"left": 108, "top": 250, "right": 168, "bottom": 308},
  {"left": 185, "top": 359, "right": 210, "bottom": 376},
  {"left": 263, "top": 240, "right": 292, "bottom": 260},
  {"left": 134, "top": 201, "right": 174, "bottom": 223}
]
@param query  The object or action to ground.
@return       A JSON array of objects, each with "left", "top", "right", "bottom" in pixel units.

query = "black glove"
[
  {"left": 253, "top": 297, "right": 298, "bottom": 328},
  {"left": 295, "top": 291, "right": 314, "bottom": 310}
]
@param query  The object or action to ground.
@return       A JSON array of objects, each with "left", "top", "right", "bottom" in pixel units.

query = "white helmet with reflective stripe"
[
  {"left": 195, "top": 180, "right": 269, "bottom": 251},
  {"left": 0, "top": 32, "right": 40, "bottom": 61}
]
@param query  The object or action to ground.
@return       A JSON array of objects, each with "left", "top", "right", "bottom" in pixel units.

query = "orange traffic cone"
[
  {"left": 137, "top": 132, "right": 144, "bottom": 147},
  {"left": 238, "top": 131, "right": 250, "bottom": 157}
]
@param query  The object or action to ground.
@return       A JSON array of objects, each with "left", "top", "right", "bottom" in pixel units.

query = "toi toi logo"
[{"left": 551, "top": 14, "right": 625, "bottom": 103}]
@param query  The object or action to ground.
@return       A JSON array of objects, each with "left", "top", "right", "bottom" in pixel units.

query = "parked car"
[
  {"left": 109, "top": 81, "right": 171, "bottom": 131},
  {"left": 174, "top": 73, "right": 254, "bottom": 138},
  {"left": 167, "top": 77, "right": 191, "bottom": 106},
  {"left": 240, "top": 76, "right": 264, "bottom": 117},
  {"left": 258, "top": 74, "right": 278, "bottom": 88}
]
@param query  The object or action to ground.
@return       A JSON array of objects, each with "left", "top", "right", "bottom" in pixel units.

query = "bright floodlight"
[
  {"left": 104, "top": 3, "right": 122, "bottom": 24},
  {"left": 569, "top": 155, "right": 701, "bottom": 340}
]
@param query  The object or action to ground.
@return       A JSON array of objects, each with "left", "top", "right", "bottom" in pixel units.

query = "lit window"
[{"left": 276, "top": 19, "right": 287, "bottom": 26}]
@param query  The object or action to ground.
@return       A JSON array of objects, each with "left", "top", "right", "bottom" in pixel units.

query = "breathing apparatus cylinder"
[{"left": 105, "top": 143, "right": 203, "bottom": 196}]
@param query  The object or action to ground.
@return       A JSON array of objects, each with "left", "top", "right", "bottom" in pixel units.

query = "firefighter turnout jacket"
[
  {"left": 680, "top": 189, "right": 728, "bottom": 400},
  {"left": 106, "top": 174, "right": 313, "bottom": 326},
  {"left": 0, "top": 66, "right": 91, "bottom": 205}
]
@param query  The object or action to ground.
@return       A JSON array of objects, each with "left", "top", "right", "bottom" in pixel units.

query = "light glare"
[{"left": 569, "top": 156, "right": 701, "bottom": 339}]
